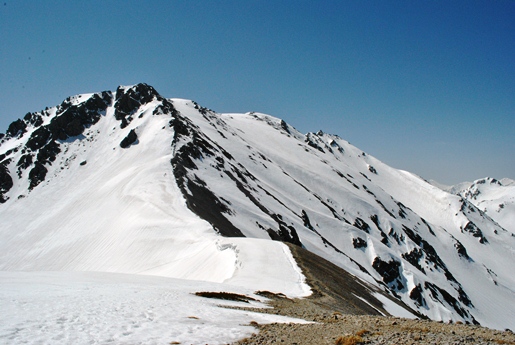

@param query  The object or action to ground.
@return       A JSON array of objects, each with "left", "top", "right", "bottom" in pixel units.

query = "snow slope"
[{"left": 1, "top": 83, "right": 514, "bottom": 337}]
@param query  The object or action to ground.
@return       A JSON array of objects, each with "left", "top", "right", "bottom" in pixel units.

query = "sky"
[{"left": 0, "top": 0, "right": 513, "bottom": 185}]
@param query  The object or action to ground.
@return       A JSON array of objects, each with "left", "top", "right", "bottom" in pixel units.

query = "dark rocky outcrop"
[
  {"left": 353, "top": 237, "right": 367, "bottom": 249},
  {"left": 424, "top": 282, "right": 477, "bottom": 323},
  {"left": 461, "top": 221, "right": 488, "bottom": 244},
  {"left": 45, "top": 91, "right": 112, "bottom": 141},
  {"left": 28, "top": 162, "right": 47, "bottom": 190},
  {"left": 26, "top": 127, "right": 52, "bottom": 151},
  {"left": 5, "top": 119, "right": 27, "bottom": 138},
  {"left": 181, "top": 176, "right": 244, "bottom": 237},
  {"left": 402, "top": 248, "right": 425, "bottom": 273},
  {"left": 0, "top": 163, "right": 13, "bottom": 203},
  {"left": 268, "top": 219, "right": 302, "bottom": 246},
  {"left": 301, "top": 209, "right": 315, "bottom": 231},
  {"left": 454, "top": 239, "right": 471, "bottom": 260},
  {"left": 16, "top": 154, "right": 33, "bottom": 177},
  {"left": 23, "top": 112, "right": 43, "bottom": 127},
  {"left": 114, "top": 83, "right": 160, "bottom": 128},
  {"left": 353, "top": 217, "right": 371, "bottom": 233},
  {"left": 279, "top": 120, "right": 290, "bottom": 134},
  {"left": 370, "top": 214, "right": 389, "bottom": 245},
  {"left": 14, "top": 91, "right": 112, "bottom": 189},
  {"left": 36, "top": 141, "right": 61, "bottom": 164},
  {"left": 372, "top": 257, "right": 404, "bottom": 290},
  {"left": 409, "top": 284, "right": 426, "bottom": 307},
  {"left": 119, "top": 129, "right": 138, "bottom": 148},
  {"left": 305, "top": 134, "right": 325, "bottom": 153},
  {"left": 170, "top": 114, "right": 244, "bottom": 238}
]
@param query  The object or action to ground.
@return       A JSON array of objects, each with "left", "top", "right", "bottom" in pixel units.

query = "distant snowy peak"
[
  {"left": 1, "top": 83, "right": 514, "bottom": 330},
  {"left": 448, "top": 177, "right": 515, "bottom": 233}
]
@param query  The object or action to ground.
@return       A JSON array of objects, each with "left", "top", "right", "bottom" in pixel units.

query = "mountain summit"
[{"left": 1, "top": 83, "right": 514, "bottom": 330}]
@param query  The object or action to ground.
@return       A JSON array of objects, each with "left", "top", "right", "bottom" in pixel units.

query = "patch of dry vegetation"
[{"left": 334, "top": 335, "right": 364, "bottom": 345}]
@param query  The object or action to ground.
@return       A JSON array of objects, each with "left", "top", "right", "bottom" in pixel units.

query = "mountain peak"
[{"left": 1, "top": 85, "right": 514, "bottom": 330}]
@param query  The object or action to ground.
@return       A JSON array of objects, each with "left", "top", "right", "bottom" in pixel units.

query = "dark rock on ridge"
[
  {"left": 114, "top": 83, "right": 160, "bottom": 128},
  {"left": 48, "top": 91, "right": 112, "bottom": 140},
  {"left": 182, "top": 175, "right": 244, "bottom": 237},
  {"left": 18, "top": 91, "right": 112, "bottom": 189},
  {"left": 5, "top": 119, "right": 27, "bottom": 138},
  {"left": 170, "top": 112, "right": 245, "bottom": 238},
  {"left": 23, "top": 112, "right": 43, "bottom": 127}
]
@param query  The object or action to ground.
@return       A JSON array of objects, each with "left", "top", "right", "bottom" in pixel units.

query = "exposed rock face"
[
  {"left": 6, "top": 91, "right": 113, "bottom": 190},
  {"left": 114, "top": 83, "right": 160, "bottom": 128},
  {"left": 0, "top": 163, "right": 13, "bottom": 203},
  {"left": 352, "top": 237, "right": 367, "bottom": 249},
  {"left": 6, "top": 119, "right": 27, "bottom": 138},
  {"left": 372, "top": 257, "right": 404, "bottom": 290},
  {"left": 28, "top": 162, "right": 47, "bottom": 190},
  {"left": 46, "top": 91, "right": 112, "bottom": 141},
  {"left": 461, "top": 221, "right": 488, "bottom": 244}
]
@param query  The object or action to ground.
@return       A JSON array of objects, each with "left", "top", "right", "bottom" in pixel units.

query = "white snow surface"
[{"left": 0, "top": 271, "right": 310, "bottom": 345}]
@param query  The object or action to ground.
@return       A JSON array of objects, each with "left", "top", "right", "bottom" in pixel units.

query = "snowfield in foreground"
[{"left": 0, "top": 271, "right": 310, "bottom": 345}]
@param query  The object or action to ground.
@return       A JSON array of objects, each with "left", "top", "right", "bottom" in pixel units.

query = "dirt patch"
[{"left": 234, "top": 315, "right": 515, "bottom": 345}]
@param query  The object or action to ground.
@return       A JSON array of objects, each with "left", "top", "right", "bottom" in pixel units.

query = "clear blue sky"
[{"left": 1, "top": 0, "right": 513, "bottom": 185}]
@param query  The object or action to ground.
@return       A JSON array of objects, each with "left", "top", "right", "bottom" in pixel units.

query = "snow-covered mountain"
[
  {"left": 1, "top": 83, "right": 514, "bottom": 332},
  {"left": 444, "top": 178, "right": 515, "bottom": 234}
]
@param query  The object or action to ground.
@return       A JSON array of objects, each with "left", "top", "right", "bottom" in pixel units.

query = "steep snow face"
[
  {"left": 0, "top": 84, "right": 310, "bottom": 298},
  {"left": 447, "top": 178, "right": 515, "bottom": 233},
  {"left": 1, "top": 84, "right": 514, "bottom": 330}
]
